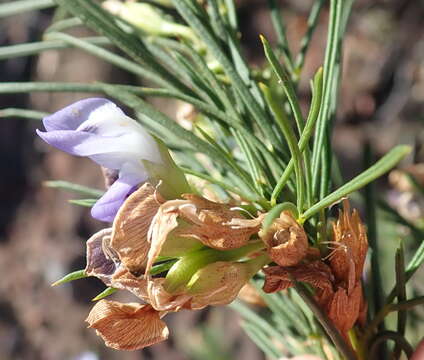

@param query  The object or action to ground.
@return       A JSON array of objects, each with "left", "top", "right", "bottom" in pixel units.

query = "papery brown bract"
[
  {"left": 327, "top": 284, "right": 362, "bottom": 341},
  {"left": 86, "top": 300, "right": 169, "bottom": 350},
  {"left": 259, "top": 211, "right": 308, "bottom": 267},
  {"left": 330, "top": 200, "right": 368, "bottom": 294},
  {"left": 262, "top": 261, "right": 334, "bottom": 307}
]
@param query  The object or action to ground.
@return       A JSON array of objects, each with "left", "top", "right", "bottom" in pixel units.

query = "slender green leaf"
[
  {"left": 68, "top": 198, "right": 97, "bottom": 207},
  {"left": 0, "top": 0, "right": 55, "bottom": 18},
  {"left": 92, "top": 287, "right": 118, "bottom": 301},
  {"left": 266, "top": 0, "right": 294, "bottom": 74},
  {"left": 51, "top": 269, "right": 87, "bottom": 286},
  {"left": 294, "top": 0, "right": 325, "bottom": 76},
  {"left": 44, "top": 180, "right": 104, "bottom": 198},
  {"left": 393, "top": 245, "right": 407, "bottom": 359},
  {"left": 311, "top": 0, "right": 343, "bottom": 198},
  {"left": 46, "top": 32, "right": 167, "bottom": 86},
  {"left": 261, "top": 82, "right": 305, "bottom": 210},
  {"left": 261, "top": 35, "right": 305, "bottom": 134},
  {"left": 0, "top": 37, "right": 110, "bottom": 60},
  {"left": 172, "top": 0, "right": 281, "bottom": 150},
  {"left": 0, "top": 108, "right": 48, "bottom": 120},
  {"left": 271, "top": 68, "right": 323, "bottom": 204},
  {"left": 302, "top": 145, "right": 411, "bottom": 220}
]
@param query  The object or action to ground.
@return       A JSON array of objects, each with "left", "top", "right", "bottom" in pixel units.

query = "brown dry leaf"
[
  {"left": 85, "top": 228, "right": 117, "bottom": 286},
  {"left": 259, "top": 211, "right": 308, "bottom": 267},
  {"left": 330, "top": 200, "right": 368, "bottom": 294},
  {"left": 110, "top": 183, "right": 164, "bottom": 275},
  {"left": 86, "top": 300, "right": 169, "bottom": 350}
]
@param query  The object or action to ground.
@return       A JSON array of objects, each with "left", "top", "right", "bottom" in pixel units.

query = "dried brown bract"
[
  {"left": 262, "top": 200, "right": 368, "bottom": 343},
  {"left": 330, "top": 200, "right": 368, "bottom": 294}
]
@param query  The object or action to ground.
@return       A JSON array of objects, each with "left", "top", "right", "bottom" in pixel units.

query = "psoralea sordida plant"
[{"left": 1, "top": 0, "right": 423, "bottom": 359}]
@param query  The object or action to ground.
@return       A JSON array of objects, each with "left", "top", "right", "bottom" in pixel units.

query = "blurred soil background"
[{"left": 0, "top": 0, "right": 423, "bottom": 359}]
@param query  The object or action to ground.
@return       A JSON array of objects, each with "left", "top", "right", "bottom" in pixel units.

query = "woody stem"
[{"left": 293, "top": 281, "right": 357, "bottom": 360}]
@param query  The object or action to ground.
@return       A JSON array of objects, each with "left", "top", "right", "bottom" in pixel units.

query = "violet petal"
[
  {"left": 43, "top": 98, "right": 112, "bottom": 131},
  {"left": 91, "top": 171, "right": 144, "bottom": 222}
]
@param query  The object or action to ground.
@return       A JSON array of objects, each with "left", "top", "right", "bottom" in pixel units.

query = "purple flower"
[{"left": 37, "top": 98, "right": 163, "bottom": 222}]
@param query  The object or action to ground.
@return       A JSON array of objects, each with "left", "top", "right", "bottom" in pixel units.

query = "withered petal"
[
  {"left": 178, "top": 223, "right": 258, "bottom": 250},
  {"left": 110, "top": 183, "right": 164, "bottom": 274},
  {"left": 260, "top": 212, "right": 308, "bottom": 267},
  {"left": 176, "top": 195, "right": 259, "bottom": 250},
  {"left": 110, "top": 267, "right": 150, "bottom": 302},
  {"left": 86, "top": 300, "right": 169, "bottom": 350},
  {"left": 146, "top": 200, "right": 184, "bottom": 275},
  {"left": 85, "top": 228, "right": 117, "bottom": 286},
  {"left": 147, "top": 278, "right": 190, "bottom": 312}
]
